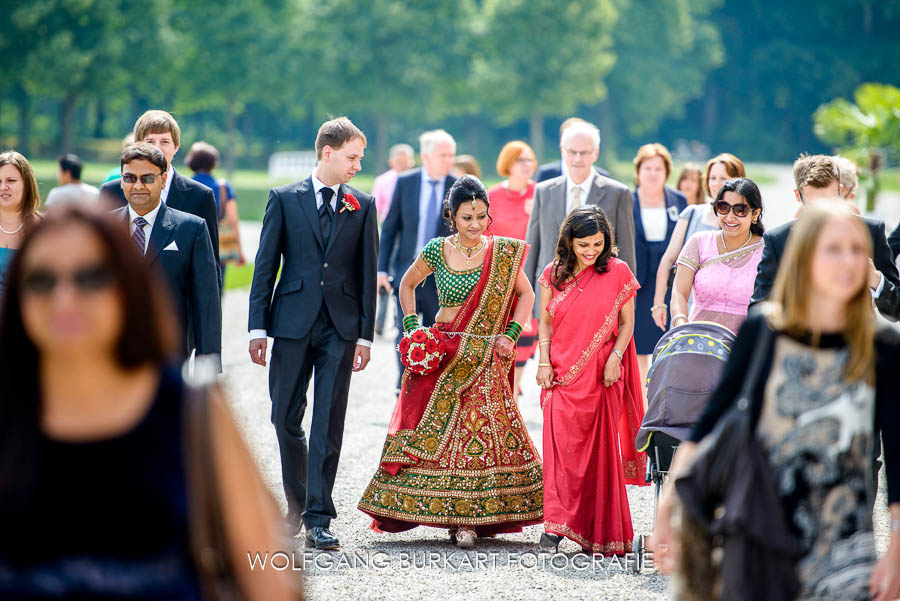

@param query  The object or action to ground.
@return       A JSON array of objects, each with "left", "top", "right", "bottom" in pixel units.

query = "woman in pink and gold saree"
[
  {"left": 359, "top": 176, "right": 543, "bottom": 549},
  {"left": 536, "top": 206, "right": 648, "bottom": 555}
]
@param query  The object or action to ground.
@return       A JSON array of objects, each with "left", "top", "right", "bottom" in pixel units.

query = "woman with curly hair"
[{"left": 535, "top": 205, "right": 647, "bottom": 554}]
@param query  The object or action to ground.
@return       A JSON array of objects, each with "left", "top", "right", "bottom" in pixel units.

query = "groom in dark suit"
[
  {"left": 113, "top": 143, "right": 221, "bottom": 363},
  {"left": 376, "top": 129, "right": 456, "bottom": 387},
  {"left": 248, "top": 117, "right": 378, "bottom": 550}
]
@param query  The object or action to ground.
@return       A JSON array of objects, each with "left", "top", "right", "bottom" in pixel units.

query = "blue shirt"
[
  {"left": 191, "top": 172, "right": 235, "bottom": 217},
  {"left": 416, "top": 173, "right": 445, "bottom": 253}
]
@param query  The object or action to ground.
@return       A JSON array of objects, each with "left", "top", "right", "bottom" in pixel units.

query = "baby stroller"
[{"left": 630, "top": 321, "right": 735, "bottom": 571}]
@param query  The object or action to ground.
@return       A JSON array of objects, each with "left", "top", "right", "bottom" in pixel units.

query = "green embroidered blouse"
[{"left": 420, "top": 237, "right": 483, "bottom": 308}]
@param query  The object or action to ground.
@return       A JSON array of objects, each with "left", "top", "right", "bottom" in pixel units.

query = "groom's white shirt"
[{"left": 249, "top": 173, "right": 372, "bottom": 348}]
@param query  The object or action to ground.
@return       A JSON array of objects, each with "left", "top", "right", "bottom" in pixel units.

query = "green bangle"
[
  {"left": 503, "top": 325, "right": 521, "bottom": 343},
  {"left": 403, "top": 314, "right": 420, "bottom": 333}
]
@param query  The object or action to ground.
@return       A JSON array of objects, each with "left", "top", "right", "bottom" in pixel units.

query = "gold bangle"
[
  {"left": 538, "top": 363, "right": 552, "bottom": 368},
  {"left": 500, "top": 333, "right": 517, "bottom": 344},
  {"left": 539, "top": 340, "right": 551, "bottom": 346}
]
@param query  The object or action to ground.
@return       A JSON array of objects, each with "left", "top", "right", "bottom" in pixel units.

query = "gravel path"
[{"left": 223, "top": 164, "right": 897, "bottom": 599}]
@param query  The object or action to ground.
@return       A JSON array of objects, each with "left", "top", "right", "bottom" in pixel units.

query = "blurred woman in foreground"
[{"left": 0, "top": 205, "right": 299, "bottom": 600}]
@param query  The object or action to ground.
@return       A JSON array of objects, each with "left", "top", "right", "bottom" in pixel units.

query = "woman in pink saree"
[
  {"left": 670, "top": 177, "right": 765, "bottom": 332},
  {"left": 536, "top": 206, "right": 648, "bottom": 554}
]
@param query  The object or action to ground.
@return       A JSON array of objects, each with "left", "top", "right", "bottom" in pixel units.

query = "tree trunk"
[
  {"left": 374, "top": 111, "right": 389, "bottom": 175},
  {"left": 597, "top": 99, "right": 617, "bottom": 173},
  {"left": 529, "top": 108, "right": 544, "bottom": 163},
  {"left": 94, "top": 99, "right": 106, "bottom": 138},
  {"left": 15, "top": 83, "right": 30, "bottom": 156},
  {"left": 58, "top": 92, "right": 78, "bottom": 153},
  {"left": 225, "top": 100, "right": 236, "bottom": 178}
]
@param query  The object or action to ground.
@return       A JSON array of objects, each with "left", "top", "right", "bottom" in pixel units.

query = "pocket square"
[{"left": 163, "top": 241, "right": 179, "bottom": 251}]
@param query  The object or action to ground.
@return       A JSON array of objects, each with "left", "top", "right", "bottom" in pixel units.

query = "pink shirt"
[
  {"left": 676, "top": 230, "right": 764, "bottom": 332},
  {"left": 372, "top": 169, "right": 400, "bottom": 223}
]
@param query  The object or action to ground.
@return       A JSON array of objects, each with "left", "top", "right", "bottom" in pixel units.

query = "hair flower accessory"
[{"left": 340, "top": 193, "right": 361, "bottom": 214}]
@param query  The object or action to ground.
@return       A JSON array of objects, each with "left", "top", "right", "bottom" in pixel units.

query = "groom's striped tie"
[{"left": 132, "top": 216, "right": 148, "bottom": 254}]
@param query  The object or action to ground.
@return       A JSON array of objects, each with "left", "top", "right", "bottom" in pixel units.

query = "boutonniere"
[
  {"left": 339, "top": 193, "right": 361, "bottom": 214},
  {"left": 667, "top": 205, "right": 680, "bottom": 221}
]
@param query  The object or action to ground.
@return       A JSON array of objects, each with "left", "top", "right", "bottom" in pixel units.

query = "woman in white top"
[
  {"left": 631, "top": 144, "right": 688, "bottom": 389},
  {"left": 651, "top": 153, "right": 747, "bottom": 331}
]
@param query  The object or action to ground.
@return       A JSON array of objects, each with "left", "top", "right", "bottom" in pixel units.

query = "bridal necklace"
[
  {"left": 721, "top": 230, "right": 752, "bottom": 252},
  {"left": 452, "top": 233, "right": 485, "bottom": 268},
  {"left": 0, "top": 221, "right": 23, "bottom": 235}
]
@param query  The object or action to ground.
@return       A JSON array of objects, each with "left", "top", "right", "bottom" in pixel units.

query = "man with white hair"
[
  {"left": 524, "top": 121, "right": 635, "bottom": 315},
  {"left": 377, "top": 130, "right": 457, "bottom": 387},
  {"left": 536, "top": 117, "right": 611, "bottom": 182}
]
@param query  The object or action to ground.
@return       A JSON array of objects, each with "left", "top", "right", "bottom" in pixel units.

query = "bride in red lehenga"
[{"left": 535, "top": 205, "right": 648, "bottom": 555}]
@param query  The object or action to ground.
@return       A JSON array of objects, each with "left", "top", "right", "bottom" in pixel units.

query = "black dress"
[
  {"left": 0, "top": 367, "right": 203, "bottom": 600},
  {"left": 690, "top": 313, "right": 900, "bottom": 601}
]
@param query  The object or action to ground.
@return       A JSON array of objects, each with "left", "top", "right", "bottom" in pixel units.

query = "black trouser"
[
  {"left": 393, "top": 276, "right": 440, "bottom": 388},
  {"left": 269, "top": 308, "right": 355, "bottom": 529},
  {"left": 375, "top": 286, "right": 392, "bottom": 333}
]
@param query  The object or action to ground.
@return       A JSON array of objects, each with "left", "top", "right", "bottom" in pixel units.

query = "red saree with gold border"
[
  {"left": 358, "top": 237, "right": 543, "bottom": 534},
  {"left": 538, "top": 258, "right": 647, "bottom": 554}
]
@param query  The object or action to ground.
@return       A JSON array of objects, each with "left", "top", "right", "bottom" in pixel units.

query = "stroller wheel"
[{"left": 631, "top": 534, "right": 643, "bottom": 573}]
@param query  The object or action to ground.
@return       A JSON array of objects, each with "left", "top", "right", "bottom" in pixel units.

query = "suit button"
[
  {"left": 320, "top": 281, "right": 324, "bottom": 286},
  {"left": 324, "top": 263, "right": 329, "bottom": 268}
]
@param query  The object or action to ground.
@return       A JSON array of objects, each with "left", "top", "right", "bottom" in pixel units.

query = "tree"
[
  {"left": 305, "top": 0, "right": 476, "bottom": 171},
  {"left": 8, "top": 0, "right": 170, "bottom": 153},
  {"left": 472, "top": 0, "right": 618, "bottom": 160},
  {"left": 814, "top": 83, "right": 900, "bottom": 211},
  {"left": 602, "top": 0, "right": 723, "bottom": 163},
  {"left": 166, "top": 0, "right": 297, "bottom": 176}
]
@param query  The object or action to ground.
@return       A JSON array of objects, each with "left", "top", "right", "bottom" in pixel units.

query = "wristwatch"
[{"left": 612, "top": 349, "right": 624, "bottom": 361}]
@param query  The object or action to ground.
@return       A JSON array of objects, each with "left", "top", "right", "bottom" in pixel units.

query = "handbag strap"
[{"left": 733, "top": 315, "right": 774, "bottom": 417}]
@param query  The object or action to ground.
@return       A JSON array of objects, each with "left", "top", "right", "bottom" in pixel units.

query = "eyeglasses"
[
  {"left": 22, "top": 264, "right": 115, "bottom": 296},
  {"left": 564, "top": 149, "right": 594, "bottom": 159},
  {"left": 122, "top": 173, "right": 163, "bottom": 185},
  {"left": 515, "top": 157, "right": 536, "bottom": 164},
  {"left": 713, "top": 200, "right": 751, "bottom": 218}
]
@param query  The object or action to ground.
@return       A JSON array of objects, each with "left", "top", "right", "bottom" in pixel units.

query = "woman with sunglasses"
[
  {"left": 670, "top": 177, "right": 765, "bottom": 332},
  {"left": 0, "top": 206, "right": 298, "bottom": 600}
]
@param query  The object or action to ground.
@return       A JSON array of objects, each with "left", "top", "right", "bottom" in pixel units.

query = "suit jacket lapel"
[
  {"left": 632, "top": 189, "right": 647, "bottom": 242},
  {"left": 146, "top": 202, "right": 176, "bottom": 265},
  {"left": 297, "top": 177, "right": 324, "bottom": 250},
  {"left": 167, "top": 170, "right": 187, "bottom": 209},
  {"left": 325, "top": 185, "right": 347, "bottom": 256},
  {"left": 550, "top": 178, "right": 567, "bottom": 226}
]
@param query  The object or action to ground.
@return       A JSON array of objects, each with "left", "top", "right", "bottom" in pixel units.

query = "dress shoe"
[
  {"left": 539, "top": 532, "right": 562, "bottom": 553},
  {"left": 305, "top": 526, "right": 340, "bottom": 550}
]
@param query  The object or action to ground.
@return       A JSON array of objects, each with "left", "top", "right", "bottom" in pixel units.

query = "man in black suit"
[
  {"left": 248, "top": 117, "right": 377, "bottom": 550},
  {"left": 751, "top": 154, "right": 900, "bottom": 320},
  {"left": 100, "top": 110, "right": 220, "bottom": 272},
  {"left": 536, "top": 117, "right": 610, "bottom": 182},
  {"left": 113, "top": 143, "right": 221, "bottom": 364},
  {"left": 376, "top": 129, "right": 456, "bottom": 387}
]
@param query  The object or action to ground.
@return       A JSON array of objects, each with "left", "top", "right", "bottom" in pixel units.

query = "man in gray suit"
[{"left": 523, "top": 121, "right": 635, "bottom": 313}]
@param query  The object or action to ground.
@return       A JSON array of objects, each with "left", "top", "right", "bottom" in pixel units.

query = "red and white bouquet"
[{"left": 399, "top": 327, "right": 448, "bottom": 375}]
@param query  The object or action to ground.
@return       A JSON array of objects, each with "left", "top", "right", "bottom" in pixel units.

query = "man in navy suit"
[
  {"left": 100, "top": 110, "right": 220, "bottom": 272},
  {"left": 376, "top": 129, "right": 456, "bottom": 387},
  {"left": 113, "top": 143, "right": 221, "bottom": 365},
  {"left": 248, "top": 117, "right": 378, "bottom": 550},
  {"left": 751, "top": 153, "right": 900, "bottom": 319}
]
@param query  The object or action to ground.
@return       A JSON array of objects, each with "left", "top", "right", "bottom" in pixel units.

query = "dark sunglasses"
[
  {"left": 122, "top": 172, "right": 163, "bottom": 185},
  {"left": 22, "top": 264, "right": 115, "bottom": 296},
  {"left": 713, "top": 200, "right": 751, "bottom": 218}
]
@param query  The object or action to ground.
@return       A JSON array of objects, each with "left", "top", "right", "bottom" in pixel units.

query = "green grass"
[
  {"left": 30, "top": 157, "right": 782, "bottom": 222},
  {"left": 224, "top": 262, "right": 255, "bottom": 290},
  {"left": 879, "top": 170, "right": 899, "bottom": 191}
]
